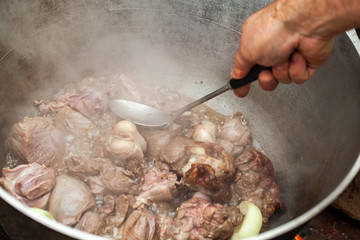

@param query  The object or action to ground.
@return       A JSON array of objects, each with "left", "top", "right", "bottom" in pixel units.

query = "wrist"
[{"left": 273, "top": 0, "right": 360, "bottom": 39}]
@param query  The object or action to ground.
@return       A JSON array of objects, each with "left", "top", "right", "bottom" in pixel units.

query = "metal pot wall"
[{"left": 0, "top": 1, "right": 359, "bottom": 239}]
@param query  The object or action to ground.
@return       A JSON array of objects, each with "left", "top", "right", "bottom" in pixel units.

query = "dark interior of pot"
[{"left": 0, "top": 1, "right": 359, "bottom": 239}]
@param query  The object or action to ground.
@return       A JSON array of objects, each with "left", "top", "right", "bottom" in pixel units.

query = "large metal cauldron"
[{"left": 0, "top": 1, "right": 359, "bottom": 239}]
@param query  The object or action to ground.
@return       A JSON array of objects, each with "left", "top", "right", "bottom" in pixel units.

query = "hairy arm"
[{"left": 232, "top": 0, "right": 360, "bottom": 97}]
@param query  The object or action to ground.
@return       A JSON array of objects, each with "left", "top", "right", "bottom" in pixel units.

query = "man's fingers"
[
  {"left": 289, "top": 52, "right": 310, "bottom": 84},
  {"left": 232, "top": 48, "right": 255, "bottom": 79},
  {"left": 232, "top": 47, "right": 256, "bottom": 98},
  {"left": 234, "top": 83, "right": 251, "bottom": 98},
  {"left": 258, "top": 70, "right": 279, "bottom": 91},
  {"left": 273, "top": 60, "right": 291, "bottom": 83}
]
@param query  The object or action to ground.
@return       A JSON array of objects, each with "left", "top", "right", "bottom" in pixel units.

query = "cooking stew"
[{"left": 0, "top": 75, "right": 282, "bottom": 239}]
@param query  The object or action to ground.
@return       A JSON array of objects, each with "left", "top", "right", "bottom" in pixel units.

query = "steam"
[{"left": 0, "top": 0, "right": 243, "bottom": 163}]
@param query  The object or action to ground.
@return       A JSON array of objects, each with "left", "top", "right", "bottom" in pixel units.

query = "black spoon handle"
[{"left": 229, "top": 65, "right": 272, "bottom": 89}]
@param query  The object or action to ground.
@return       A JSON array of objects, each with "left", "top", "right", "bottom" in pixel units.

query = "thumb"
[{"left": 232, "top": 48, "right": 255, "bottom": 79}]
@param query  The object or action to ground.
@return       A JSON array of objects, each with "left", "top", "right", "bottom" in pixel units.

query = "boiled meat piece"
[
  {"left": 176, "top": 111, "right": 202, "bottom": 128},
  {"left": 183, "top": 143, "right": 235, "bottom": 181},
  {"left": 161, "top": 193, "right": 243, "bottom": 240},
  {"left": 113, "top": 120, "right": 147, "bottom": 153},
  {"left": 87, "top": 165, "right": 139, "bottom": 195},
  {"left": 66, "top": 157, "right": 113, "bottom": 178},
  {"left": 119, "top": 208, "right": 156, "bottom": 240},
  {"left": 183, "top": 163, "right": 231, "bottom": 204},
  {"left": 100, "top": 194, "right": 136, "bottom": 226},
  {"left": 156, "top": 215, "right": 175, "bottom": 240},
  {"left": 86, "top": 175, "right": 106, "bottom": 195},
  {"left": 141, "top": 124, "right": 182, "bottom": 159},
  {"left": 95, "top": 121, "right": 147, "bottom": 167},
  {"left": 160, "top": 136, "right": 194, "bottom": 174},
  {"left": 6, "top": 117, "right": 65, "bottom": 167},
  {"left": 68, "top": 77, "right": 109, "bottom": 119},
  {"left": 110, "top": 74, "right": 164, "bottom": 110},
  {"left": 49, "top": 174, "right": 95, "bottom": 226},
  {"left": 218, "top": 111, "right": 251, "bottom": 158},
  {"left": 107, "top": 194, "right": 131, "bottom": 227},
  {"left": 75, "top": 211, "right": 105, "bottom": 235},
  {"left": 182, "top": 143, "right": 235, "bottom": 202},
  {"left": 126, "top": 159, "right": 144, "bottom": 179},
  {"left": 136, "top": 163, "right": 178, "bottom": 206},
  {"left": 55, "top": 106, "right": 98, "bottom": 160},
  {"left": 231, "top": 149, "right": 282, "bottom": 223},
  {"left": 191, "top": 121, "right": 218, "bottom": 143},
  {"left": 104, "top": 137, "right": 143, "bottom": 165},
  {"left": 55, "top": 106, "right": 95, "bottom": 140},
  {"left": 97, "top": 195, "right": 116, "bottom": 217},
  {"left": 142, "top": 130, "right": 172, "bottom": 159},
  {"left": 35, "top": 77, "right": 109, "bottom": 120},
  {"left": 0, "top": 163, "right": 56, "bottom": 208}
]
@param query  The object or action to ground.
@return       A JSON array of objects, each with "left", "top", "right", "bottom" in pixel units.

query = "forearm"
[{"left": 274, "top": 0, "right": 360, "bottom": 39}]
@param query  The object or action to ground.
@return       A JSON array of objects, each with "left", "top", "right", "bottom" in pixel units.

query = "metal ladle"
[{"left": 109, "top": 65, "right": 270, "bottom": 128}]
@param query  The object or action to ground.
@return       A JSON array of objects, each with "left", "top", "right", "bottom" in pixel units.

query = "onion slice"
[
  {"left": 31, "top": 208, "right": 55, "bottom": 220},
  {"left": 231, "top": 201, "right": 262, "bottom": 239}
]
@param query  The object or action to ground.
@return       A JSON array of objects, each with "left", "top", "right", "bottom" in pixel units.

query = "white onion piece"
[
  {"left": 231, "top": 201, "right": 262, "bottom": 239},
  {"left": 31, "top": 208, "right": 55, "bottom": 220}
]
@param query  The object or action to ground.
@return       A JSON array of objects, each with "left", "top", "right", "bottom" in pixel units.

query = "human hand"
[{"left": 232, "top": 1, "right": 335, "bottom": 97}]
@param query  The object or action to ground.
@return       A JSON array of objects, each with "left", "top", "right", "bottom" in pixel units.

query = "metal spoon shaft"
[
  {"left": 172, "top": 83, "right": 231, "bottom": 120},
  {"left": 172, "top": 65, "right": 271, "bottom": 120}
]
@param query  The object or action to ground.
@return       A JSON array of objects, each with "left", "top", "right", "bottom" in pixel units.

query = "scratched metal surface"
[{"left": 0, "top": 1, "right": 359, "bottom": 239}]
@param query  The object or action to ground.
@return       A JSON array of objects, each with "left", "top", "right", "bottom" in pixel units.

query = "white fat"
[
  {"left": 113, "top": 120, "right": 137, "bottom": 134},
  {"left": 192, "top": 122, "right": 217, "bottom": 143},
  {"left": 189, "top": 146, "right": 206, "bottom": 155},
  {"left": 110, "top": 139, "right": 136, "bottom": 153},
  {"left": 113, "top": 120, "right": 147, "bottom": 152}
]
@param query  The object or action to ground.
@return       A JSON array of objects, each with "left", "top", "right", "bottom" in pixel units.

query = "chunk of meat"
[
  {"left": 87, "top": 165, "right": 139, "bottom": 195},
  {"left": 93, "top": 121, "right": 148, "bottom": 164},
  {"left": 49, "top": 174, "right": 95, "bottom": 226},
  {"left": 176, "top": 111, "right": 203, "bottom": 128},
  {"left": 113, "top": 120, "right": 147, "bottom": 153},
  {"left": 183, "top": 164, "right": 231, "bottom": 203},
  {"left": 55, "top": 106, "right": 98, "bottom": 160},
  {"left": 110, "top": 74, "right": 164, "bottom": 110},
  {"left": 126, "top": 159, "right": 144, "bottom": 179},
  {"left": 191, "top": 121, "right": 218, "bottom": 143},
  {"left": 66, "top": 157, "right": 113, "bottom": 178},
  {"left": 182, "top": 143, "right": 235, "bottom": 181},
  {"left": 119, "top": 208, "right": 156, "bottom": 240},
  {"left": 35, "top": 77, "right": 109, "bottom": 120},
  {"left": 142, "top": 130, "right": 172, "bottom": 159},
  {"left": 136, "top": 163, "right": 178, "bottom": 206},
  {"left": 160, "top": 136, "right": 194, "bottom": 174},
  {"left": 107, "top": 194, "right": 130, "bottom": 226},
  {"left": 97, "top": 195, "right": 116, "bottom": 217},
  {"left": 163, "top": 194, "right": 243, "bottom": 240},
  {"left": 218, "top": 112, "right": 251, "bottom": 158},
  {"left": 231, "top": 149, "right": 282, "bottom": 223},
  {"left": 156, "top": 215, "right": 175, "bottom": 240},
  {"left": 6, "top": 117, "right": 65, "bottom": 167},
  {"left": 75, "top": 211, "right": 105, "bottom": 235},
  {"left": 69, "top": 77, "right": 110, "bottom": 119},
  {"left": 55, "top": 106, "right": 95, "bottom": 140},
  {"left": 141, "top": 124, "right": 182, "bottom": 159},
  {"left": 0, "top": 163, "right": 56, "bottom": 208},
  {"left": 105, "top": 135, "right": 144, "bottom": 166}
]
